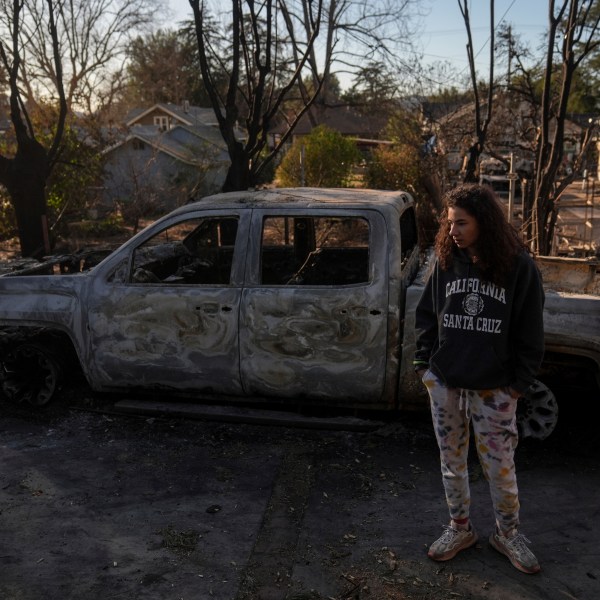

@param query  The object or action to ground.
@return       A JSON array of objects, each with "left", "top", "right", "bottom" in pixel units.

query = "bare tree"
[
  {"left": 528, "top": 0, "right": 600, "bottom": 254},
  {"left": 189, "top": 0, "right": 422, "bottom": 192},
  {"left": 189, "top": 0, "right": 325, "bottom": 192},
  {"left": 0, "top": 0, "right": 158, "bottom": 258},
  {"left": 12, "top": 0, "right": 158, "bottom": 114},
  {"left": 305, "top": 0, "right": 421, "bottom": 107},
  {"left": 459, "top": 0, "right": 496, "bottom": 183},
  {"left": 0, "top": 0, "right": 66, "bottom": 258},
  {"left": 448, "top": 1, "right": 599, "bottom": 255}
]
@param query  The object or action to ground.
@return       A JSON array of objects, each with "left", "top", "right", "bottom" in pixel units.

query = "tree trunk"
[
  {"left": 462, "top": 142, "right": 481, "bottom": 183},
  {"left": 221, "top": 142, "right": 252, "bottom": 192},
  {"left": 8, "top": 181, "right": 50, "bottom": 259},
  {"left": 521, "top": 179, "right": 534, "bottom": 245},
  {"left": 0, "top": 150, "right": 51, "bottom": 259},
  {"left": 534, "top": 180, "right": 554, "bottom": 255}
]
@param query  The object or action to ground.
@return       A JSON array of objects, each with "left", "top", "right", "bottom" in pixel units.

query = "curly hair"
[{"left": 435, "top": 184, "right": 528, "bottom": 286}]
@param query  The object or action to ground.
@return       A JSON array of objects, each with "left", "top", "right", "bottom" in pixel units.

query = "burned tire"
[
  {"left": 517, "top": 379, "right": 558, "bottom": 440},
  {"left": 1, "top": 343, "right": 62, "bottom": 406}
]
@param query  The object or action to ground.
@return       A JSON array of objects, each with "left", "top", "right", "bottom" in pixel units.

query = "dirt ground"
[{"left": 1, "top": 382, "right": 599, "bottom": 600}]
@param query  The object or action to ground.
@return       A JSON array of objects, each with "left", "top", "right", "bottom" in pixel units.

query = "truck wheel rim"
[
  {"left": 1, "top": 344, "right": 60, "bottom": 407},
  {"left": 517, "top": 380, "right": 558, "bottom": 440}
]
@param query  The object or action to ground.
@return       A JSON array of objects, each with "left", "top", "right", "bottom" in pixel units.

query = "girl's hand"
[{"left": 507, "top": 387, "right": 522, "bottom": 400}]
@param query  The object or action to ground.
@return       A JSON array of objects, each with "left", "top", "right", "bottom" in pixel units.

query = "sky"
[
  {"left": 419, "top": 0, "right": 549, "bottom": 83},
  {"left": 167, "top": 0, "right": 550, "bottom": 89}
]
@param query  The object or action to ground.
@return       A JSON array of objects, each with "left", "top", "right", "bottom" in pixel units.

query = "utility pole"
[
  {"left": 507, "top": 25, "right": 514, "bottom": 88},
  {"left": 507, "top": 152, "right": 518, "bottom": 224}
]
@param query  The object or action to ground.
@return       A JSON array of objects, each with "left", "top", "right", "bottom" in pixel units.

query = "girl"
[{"left": 414, "top": 184, "right": 544, "bottom": 574}]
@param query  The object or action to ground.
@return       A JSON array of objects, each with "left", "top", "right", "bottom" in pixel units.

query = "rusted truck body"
[{"left": 0, "top": 188, "right": 598, "bottom": 436}]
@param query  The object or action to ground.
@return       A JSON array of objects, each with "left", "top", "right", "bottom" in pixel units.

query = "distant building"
[
  {"left": 430, "top": 95, "right": 585, "bottom": 182},
  {"left": 123, "top": 102, "right": 220, "bottom": 131},
  {"left": 102, "top": 103, "right": 243, "bottom": 211},
  {"left": 269, "top": 104, "right": 390, "bottom": 156}
]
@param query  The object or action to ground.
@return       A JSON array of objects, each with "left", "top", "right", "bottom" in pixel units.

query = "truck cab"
[{"left": 1, "top": 188, "right": 422, "bottom": 411}]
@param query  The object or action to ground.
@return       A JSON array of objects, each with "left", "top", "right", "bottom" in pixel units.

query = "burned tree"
[
  {"left": 459, "top": 0, "right": 496, "bottom": 183},
  {"left": 450, "top": 0, "right": 599, "bottom": 255},
  {"left": 0, "top": 0, "right": 66, "bottom": 258},
  {"left": 189, "top": 0, "right": 325, "bottom": 192},
  {"left": 527, "top": 0, "right": 600, "bottom": 255},
  {"left": 189, "top": 0, "right": 421, "bottom": 192},
  {"left": 0, "top": 0, "right": 157, "bottom": 258}
]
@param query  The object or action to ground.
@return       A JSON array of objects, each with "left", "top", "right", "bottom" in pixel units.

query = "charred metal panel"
[
  {"left": 395, "top": 250, "right": 436, "bottom": 410},
  {"left": 86, "top": 285, "right": 243, "bottom": 394},
  {"left": 0, "top": 276, "right": 89, "bottom": 381},
  {"left": 0, "top": 289, "right": 76, "bottom": 320},
  {"left": 543, "top": 289, "right": 600, "bottom": 365},
  {"left": 240, "top": 287, "right": 388, "bottom": 404},
  {"left": 0, "top": 276, "right": 83, "bottom": 325},
  {"left": 239, "top": 207, "right": 390, "bottom": 407},
  {"left": 82, "top": 207, "right": 252, "bottom": 394},
  {"left": 537, "top": 256, "right": 600, "bottom": 295},
  {"left": 397, "top": 283, "right": 430, "bottom": 411}
]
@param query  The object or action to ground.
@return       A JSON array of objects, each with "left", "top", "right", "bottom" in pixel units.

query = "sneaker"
[
  {"left": 428, "top": 523, "right": 478, "bottom": 561},
  {"left": 489, "top": 528, "right": 541, "bottom": 574}
]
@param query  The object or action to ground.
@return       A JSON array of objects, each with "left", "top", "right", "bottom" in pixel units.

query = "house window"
[
  {"left": 260, "top": 215, "right": 370, "bottom": 286},
  {"left": 154, "top": 115, "right": 170, "bottom": 131},
  {"left": 132, "top": 139, "right": 145, "bottom": 151}
]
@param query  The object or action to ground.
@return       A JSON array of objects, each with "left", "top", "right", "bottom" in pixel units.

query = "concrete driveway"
[{"left": 0, "top": 391, "right": 598, "bottom": 600}]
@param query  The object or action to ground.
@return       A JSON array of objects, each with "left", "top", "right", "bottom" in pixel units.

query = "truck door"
[
  {"left": 240, "top": 209, "right": 389, "bottom": 406},
  {"left": 86, "top": 211, "right": 248, "bottom": 395}
]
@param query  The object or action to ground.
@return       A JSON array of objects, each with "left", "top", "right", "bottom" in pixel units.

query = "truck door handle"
[
  {"left": 195, "top": 304, "right": 232, "bottom": 314},
  {"left": 336, "top": 307, "right": 381, "bottom": 317}
]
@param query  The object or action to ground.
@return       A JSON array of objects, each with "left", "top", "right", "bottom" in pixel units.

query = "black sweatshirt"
[{"left": 414, "top": 248, "right": 545, "bottom": 393}]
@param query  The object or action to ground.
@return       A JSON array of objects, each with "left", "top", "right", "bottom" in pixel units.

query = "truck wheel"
[
  {"left": 1, "top": 343, "right": 62, "bottom": 406},
  {"left": 516, "top": 380, "right": 558, "bottom": 440}
]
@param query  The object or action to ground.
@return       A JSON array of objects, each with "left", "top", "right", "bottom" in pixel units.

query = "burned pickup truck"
[{"left": 0, "top": 188, "right": 599, "bottom": 439}]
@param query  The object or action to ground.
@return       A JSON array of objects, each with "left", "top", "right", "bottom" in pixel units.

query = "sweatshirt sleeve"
[
  {"left": 509, "top": 254, "right": 545, "bottom": 394},
  {"left": 413, "top": 262, "right": 439, "bottom": 371}
]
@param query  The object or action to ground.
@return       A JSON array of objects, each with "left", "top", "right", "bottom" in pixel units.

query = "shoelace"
[
  {"left": 505, "top": 532, "right": 533, "bottom": 555},
  {"left": 439, "top": 524, "right": 466, "bottom": 543}
]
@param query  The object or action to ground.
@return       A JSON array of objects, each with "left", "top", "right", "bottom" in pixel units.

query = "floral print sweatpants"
[{"left": 423, "top": 369, "right": 520, "bottom": 533}]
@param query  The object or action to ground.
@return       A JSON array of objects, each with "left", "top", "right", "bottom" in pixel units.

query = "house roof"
[
  {"left": 105, "top": 100, "right": 249, "bottom": 165},
  {"left": 175, "top": 123, "right": 229, "bottom": 149},
  {"left": 419, "top": 100, "right": 469, "bottom": 123},
  {"left": 436, "top": 97, "right": 585, "bottom": 137},
  {"left": 125, "top": 102, "right": 219, "bottom": 128},
  {"left": 270, "top": 105, "right": 388, "bottom": 139},
  {"left": 102, "top": 123, "right": 228, "bottom": 165}
]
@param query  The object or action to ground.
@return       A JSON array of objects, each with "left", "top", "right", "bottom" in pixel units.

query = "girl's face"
[{"left": 448, "top": 206, "right": 480, "bottom": 257}]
